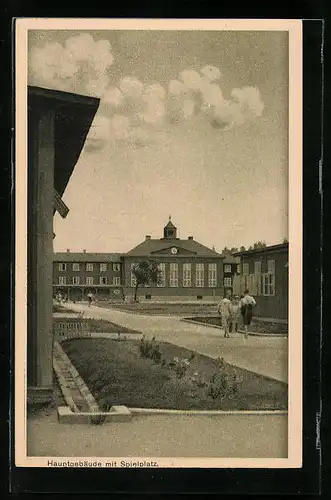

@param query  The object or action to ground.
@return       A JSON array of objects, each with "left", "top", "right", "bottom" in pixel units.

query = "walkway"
[
  {"left": 27, "top": 407, "right": 287, "bottom": 458},
  {"left": 64, "top": 303, "right": 288, "bottom": 383}
]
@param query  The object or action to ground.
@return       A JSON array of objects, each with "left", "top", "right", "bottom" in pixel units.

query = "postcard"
[{"left": 15, "top": 18, "right": 302, "bottom": 469}]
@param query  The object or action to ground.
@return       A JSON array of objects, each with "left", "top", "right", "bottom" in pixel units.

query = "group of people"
[
  {"left": 218, "top": 289, "right": 256, "bottom": 339},
  {"left": 55, "top": 292, "right": 68, "bottom": 305}
]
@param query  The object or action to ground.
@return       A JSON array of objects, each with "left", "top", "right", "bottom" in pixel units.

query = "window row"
[
  {"left": 224, "top": 264, "right": 241, "bottom": 274},
  {"left": 58, "top": 263, "right": 121, "bottom": 272},
  {"left": 57, "top": 276, "right": 121, "bottom": 286},
  {"left": 242, "top": 260, "right": 275, "bottom": 276},
  {"left": 130, "top": 262, "right": 218, "bottom": 288},
  {"left": 242, "top": 273, "right": 275, "bottom": 296}
]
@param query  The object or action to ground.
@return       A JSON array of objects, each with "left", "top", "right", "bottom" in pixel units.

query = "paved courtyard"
[
  {"left": 27, "top": 407, "right": 287, "bottom": 458},
  {"left": 65, "top": 303, "right": 288, "bottom": 383},
  {"left": 26, "top": 303, "right": 288, "bottom": 460}
]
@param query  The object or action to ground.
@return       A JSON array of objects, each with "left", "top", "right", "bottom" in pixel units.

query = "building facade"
[
  {"left": 123, "top": 218, "right": 224, "bottom": 300},
  {"left": 223, "top": 255, "right": 241, "bottom": 295},
  {"left": 53, "top": 251, "right": 123, "bottom": 301},
  {"left": 233, "top": 243, "right": 289, "bottom": 320}
]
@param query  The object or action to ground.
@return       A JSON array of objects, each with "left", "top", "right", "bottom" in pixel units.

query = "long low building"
[
  {"left": 53, "top": 218, "right": 226, "bottom": 301},
  {"left": 53, "top": 251, "right": 123, "bottom": 301},
  {"left": 233, "top": 243, "right": 289, "bottom": 320}
]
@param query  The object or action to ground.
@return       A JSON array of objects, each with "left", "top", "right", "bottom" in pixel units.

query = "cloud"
[
  {"left": 167, "top": 64, "right": 264, "bottom": 130},
  {"left": 168, "top": 79, "right": 189, "bottom": 96},
  {"left": 119, "top": 77, "right": 144, "bottom": 99},
  {"left": 29, "top": 33, "right": 114, "bottom": 97},
  {"left": 231, "top": 86, "right": 264, "bottom": 117},
  {"left": 200, "top": 65, "right": 221, "bottom": 82},
  {"left": 178, "top": 69, "right": 203, "bottom": 91},
  {"left": 102, "top": 86, "right": 124, "bottom": 108}
]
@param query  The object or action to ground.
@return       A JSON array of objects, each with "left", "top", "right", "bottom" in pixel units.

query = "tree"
[
  {"left": 252, "top": 240, "right": 267, "bottom": 249},
  {"left": 131, "top": 260, "right": 161, "bottom": 302},
  {"left": 282, "top": 238, "right": 288, "bottom": 244},
  {"left": 240, "top": 245, "right": 246, "bottom": 252},
  {"left": 230, "top": 247, "right": 238, "bottom": 253}
]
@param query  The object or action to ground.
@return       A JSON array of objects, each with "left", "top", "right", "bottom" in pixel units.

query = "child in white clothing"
[{"left": 229, "top": 295, "right": 240, "bottom": 333}]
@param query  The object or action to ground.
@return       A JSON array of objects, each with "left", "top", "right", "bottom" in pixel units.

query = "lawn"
[
  {"left": 186, "top": 316, "right": 288, "bottom": 335},
  {"left": 96, "top": 301, "right": 218, "bottom": 316},
  {"left": 62, "top": 338, "right": 288, "bottom": 411}
]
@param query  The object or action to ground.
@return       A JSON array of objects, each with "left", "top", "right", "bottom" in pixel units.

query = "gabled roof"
[
  {"left": 126, "top": 238, "right": 221, "bottom": 257},
  {"left": 53, "top": 252, "right": 123, "bottom": 262},
  {"left": 233, "top": 243, "right": 289, "bottom": 256},
  {"left": 28, "top": 86, "right": 100, "bottom": 198},
  {"left": 164, "top": 219, "right": 176, "bottom": 229}
]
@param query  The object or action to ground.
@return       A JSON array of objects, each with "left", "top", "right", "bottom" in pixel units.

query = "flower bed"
[
  {"left": 185, "top": 316, "right": 288, "bottom": 335},
  {"left": 62, "top": 338, "right": 288, "bottom": 411},
  {"left": 96, "top": 302, "right": 218, "bottom": 316},
  {"left": 53, "top": 317, "right": 140, "bottom": 334}
]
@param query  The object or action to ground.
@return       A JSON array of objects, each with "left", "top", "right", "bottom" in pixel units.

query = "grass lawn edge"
[{"left": 181, "top": 318, "right": 288, "bottom": 337}]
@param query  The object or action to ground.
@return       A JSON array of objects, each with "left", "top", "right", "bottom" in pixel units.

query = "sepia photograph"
[{"left": 15, "top": 18, "right": 302, "bottom": 468}]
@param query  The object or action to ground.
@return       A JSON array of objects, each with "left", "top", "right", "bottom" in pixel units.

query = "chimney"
[
  {"left": 188, "top": 236, "right": 193, "bottom": 240},
  {"left": 145, "top": 235, "right": 151, "bottom": 240},
  {"left": 83, "top": 249, "right": 86, "bottom": 253},
  {"left": 66, "top": 249, "right": 70, "bottom": 253}
]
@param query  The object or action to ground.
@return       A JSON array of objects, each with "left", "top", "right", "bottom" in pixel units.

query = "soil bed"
[
  {"left": 186, "top": 316, "right": 288, "bottom": 335},
  {"left": 96, "top": 302, "right": 218, "bottom": 316},
  {"left": 62, "top": 338, "right": 288, "bottom": 411}
]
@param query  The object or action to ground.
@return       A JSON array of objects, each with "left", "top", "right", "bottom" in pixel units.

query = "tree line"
[{"left": 220, "top": 238, "right": 288, "bottom": 255}]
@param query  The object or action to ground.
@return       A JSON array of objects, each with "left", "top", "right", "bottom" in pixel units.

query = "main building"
[{"left": 53, "top": 218, "right": 225, "bottom": 301}]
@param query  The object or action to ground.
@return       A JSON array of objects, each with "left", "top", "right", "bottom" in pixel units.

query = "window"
[
  {"left": 196, "top": 263, "right": 204, "bottom": 287},
  {"left": 113, "top": 263, "right": 121, "bottom": 272},
  {"left": 100, "top": 263, "right": 107, "bottom": 272},
  {"left": 254, "top": 261, "right": 262, "bottom": 295},
  {"left": 236, "top": 264, "right": 241, "bottom": 274},
  {"left": 58, "top": 263, "right": 66, "bottom": 271},
  {"left": 58, "top": 276, "right": 66, "bottom": 285},
  {"left": 113, "top": 277, "right": 121, "bottom": 286},
  {"left": 243, "top": 263, "right": 249, "bottom": 275},
  {"left": 267, "top": 259, "right": 275, "bottom": 273},
  {"left": 169, "top": 263, "right": 178, "bottom": 287},
  {"left": 208, "top": 263, "right": 217, "bottom": 287},
  {"left": 86, "top": 277, "right": 94, "bottom": 285},
  {"left": 99, "top": 277, "right": 108, "bottom": 285},
  {"left": 223, "top": 277, "right": 232, "bottom": 287},
  {"left": 248, "top": 274, "right": 257, "bottom": 295},
  {"left": 72, "top": 277, "right": 80, "bottom": 285},
  {"left": 183, "top": 263, "right": 191, "bottom": 287},
  {"left": 224, "top": 264, "right": 232, "bottom": 273},
  {"left": 86, "top": 263, "right": 93, "bottom": 272},
  {"left": 262, "top": 273, "right": 275, "bottom": 296},
  {"left": 130, "top": 263, "right": 137, "bottom": 287},
  {"left": 72, "top": 263, "right": 80, "bottom": 272},
  {"left": 254, "top": 261, "right": 262, "bottom": 274},
  {"left": 157, "top": 263, "right": 166, "bottom": 287}
]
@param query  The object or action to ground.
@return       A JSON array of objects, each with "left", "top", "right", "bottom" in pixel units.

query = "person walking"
[
  {"left": 239, "top": 289, "right": 256, "bottom": 339},
  {"left": 87, "top": 292, "right": 93, "bottom": 307},
  {"left": 218, "top": 291, "right": 232, "bottom": 338},
  {"left": 229, "top": 295, "right": 240, "bottom": 333}
]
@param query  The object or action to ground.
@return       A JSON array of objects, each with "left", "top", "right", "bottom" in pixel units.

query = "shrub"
[
  {"left": 172, "top": 356, "right": 190, "bottom": 379},
  {"left": 150, "top": 344, "right": 162, "bottom": 363},
  {"left": 207, "top": 362, "right": 242, "bottom": 400},
  {"left": 139, "top": 336, "right": 162, "bottom": 364}
]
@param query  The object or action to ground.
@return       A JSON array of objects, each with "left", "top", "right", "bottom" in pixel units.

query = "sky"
[{"left": 28, "top": 29, "right": 289, "bottom": 253}]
